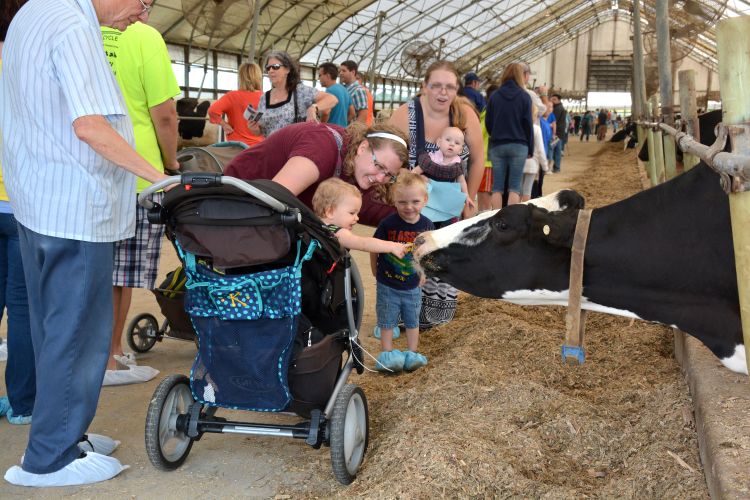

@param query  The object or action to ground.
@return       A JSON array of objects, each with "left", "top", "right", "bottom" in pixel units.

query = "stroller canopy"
[{"left": 161, "top": 178, "right": 345, "bottom": 269}]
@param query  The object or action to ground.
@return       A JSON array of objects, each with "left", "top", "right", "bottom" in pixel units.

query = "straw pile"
[{"left": 284, "top": 143, "right": 707, "bottom": 498}]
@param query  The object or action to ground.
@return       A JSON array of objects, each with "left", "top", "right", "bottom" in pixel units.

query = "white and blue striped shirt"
[{"left": 0, "top": 0, "right": 136, "bottom": 242}]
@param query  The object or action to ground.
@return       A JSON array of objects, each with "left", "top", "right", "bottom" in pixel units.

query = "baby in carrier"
[{"left": 414, "top": 126, "right": 475, "bottom": 221}]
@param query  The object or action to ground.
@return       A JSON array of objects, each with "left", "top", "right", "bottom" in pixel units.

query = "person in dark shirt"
[
  {"left": 550, "top": 93, "right": 568, "bottom": 173},
  {"left": 485, "top": 62, "right": 533, "bottom": 208},
  {"left": 597, "top": 108, "right": 608, "bottom": 141},
  {"left": 463, "top": 72, "right": 486, "bottom": 113}
]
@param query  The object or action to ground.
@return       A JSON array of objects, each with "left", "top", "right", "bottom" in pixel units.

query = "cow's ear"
[
  {"left": 557, "top": 190, "right": 585, "bottom": 211},
  {"left": 529, "top": 207, "right": 578, "bottom": 248}
]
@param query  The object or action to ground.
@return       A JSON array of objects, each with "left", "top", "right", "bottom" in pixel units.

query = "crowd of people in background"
[{"left": 570, "top": 108, "right": 621, "bottom": 142}]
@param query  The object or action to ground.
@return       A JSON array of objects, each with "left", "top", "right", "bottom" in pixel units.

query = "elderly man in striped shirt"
[{"left": 1, "top": 0, "right": 168, "bottom": 487}]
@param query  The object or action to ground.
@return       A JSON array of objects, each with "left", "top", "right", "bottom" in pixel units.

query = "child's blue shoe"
[
  {"left": 403, "top": 351, "right": 428, "bottom": 371},
  {"left": 7, "top": 408, "right": 32, "bottom": 425},
  {"left": 373, "top": 325, "right": 400, "bottom": 339},
  {"left": 0, "top": 396, "right": 10, "bottom": 417},
  {"left": 376, "top": 350, "right": 405, "bottom": 372}
]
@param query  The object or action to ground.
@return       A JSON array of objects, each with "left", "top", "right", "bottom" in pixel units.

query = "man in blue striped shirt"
[
  {"left": 1, "top": 0, "right": 167, "bottom": 487},
  {"left": 339, "top": 60, "right": 369, "bottom": 125}
]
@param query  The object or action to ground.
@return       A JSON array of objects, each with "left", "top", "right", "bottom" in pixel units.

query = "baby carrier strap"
[
  {"left": 413, "top": 96, "right": 455, "bottom": 157},
  {"left": 265, "top": 88, "right": 303, "bottom": 123},
  {"left": 326, "top": 125, "right": 344, "bottom": 177},
  {"left": 293, "top": 88, "right": 301, "bottom": 123}
]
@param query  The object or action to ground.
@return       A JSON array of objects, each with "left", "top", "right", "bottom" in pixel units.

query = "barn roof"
[{"left": 150, "top": 0, "right": 750, "bottom": 81}]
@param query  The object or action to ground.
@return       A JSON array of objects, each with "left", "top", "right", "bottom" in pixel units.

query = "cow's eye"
[{"left": 494, "top": 219, "right": 509, "bottom": 231}]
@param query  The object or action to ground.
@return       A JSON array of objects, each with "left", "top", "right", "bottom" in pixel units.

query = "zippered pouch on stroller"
[{"left": 179, "top": 240, "right": 318, "bottom": 411}]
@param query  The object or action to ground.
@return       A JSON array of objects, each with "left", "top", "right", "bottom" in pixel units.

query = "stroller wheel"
[
  {"left": 127, "top": 313, "right": 159, "bottom": 353},
  {"left": 329, "top": 384, "right": 369, "bottom": 485},
  {"left": 145, "top": 374, "right": 195, "bottom": 470}
]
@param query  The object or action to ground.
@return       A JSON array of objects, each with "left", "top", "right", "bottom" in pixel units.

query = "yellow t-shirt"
[
  {"left": 480, "top": 109, "right": 491, "bottom": 168},
  {"left": 101, "top": 22, "right": 181, "bottom": 193},
  {"left": 0, "top": 58, "right": 7, "bottom": 202}
]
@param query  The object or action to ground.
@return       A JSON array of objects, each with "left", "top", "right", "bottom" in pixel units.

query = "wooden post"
[
  {"left": 678, "top": 70, "right": 701, "bottom": 170},
  {"left": 665, "top": 137, "right": 678, "bottom": 173},
  {"left": 655, "top": 0, "right": 673, "bottom": 124},
  {"left": 632, "top": 0, "right": 648, "bottom": 146},
  {"left": 646, "top": 101, "right": 658, "bottom": 186},
  {"left": 369, "top": 11, "right": 386, "bottom": 91},
  {"left": 654, "top": 129, "right": 666, "bottom": 183},
  {"left": 649, "top": 95, "right": 665, "bottom": 184},
  {"left": 717, "top": 16, "right": 750, "bottom": 377},
  {"left": 655, "top": 0, "right": 676, "bottom": 179},
  {"left": 247, "top": 0, "right": 263, "bottom": 63}
]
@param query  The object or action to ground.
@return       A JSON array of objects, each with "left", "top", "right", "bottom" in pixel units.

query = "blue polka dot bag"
[{"left": 178, "top": 239, "right": 318, "bottom": 411}]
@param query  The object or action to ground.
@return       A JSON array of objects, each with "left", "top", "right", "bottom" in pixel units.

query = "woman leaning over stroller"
[{"left": 223, "top": 121, "right": 408, "bottom": 226}]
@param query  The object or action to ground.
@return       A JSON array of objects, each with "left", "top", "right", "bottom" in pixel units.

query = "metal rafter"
[{"left": 146, "top": 0, "right": 748, "bottom": 82}]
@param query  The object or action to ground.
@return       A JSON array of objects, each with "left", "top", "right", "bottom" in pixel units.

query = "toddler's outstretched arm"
[{"left": 335, "top": 229, "right": 408, "bottom": 257}]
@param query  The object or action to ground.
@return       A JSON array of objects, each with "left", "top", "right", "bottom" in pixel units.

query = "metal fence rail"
[{"left": 635, "top": 119, "right": 750, "bottom": 192}]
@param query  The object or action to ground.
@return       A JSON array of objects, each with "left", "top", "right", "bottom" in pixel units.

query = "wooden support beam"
[{"left": 717, "top": 16, "right": 750, "bottom": 378}]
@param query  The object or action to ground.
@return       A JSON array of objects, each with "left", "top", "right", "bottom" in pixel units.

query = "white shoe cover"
[
  {"left": 78, "top": 434, "right": 120, "bottom": 456},
  {"left": 102, "top": 365, "right": 159, "bottom": 386},
  {"left": 5, "top": 452, "right": 128, "bottom": 487},
  {"left": 113, "top": 353, "right": 137, "bottom": 366}
]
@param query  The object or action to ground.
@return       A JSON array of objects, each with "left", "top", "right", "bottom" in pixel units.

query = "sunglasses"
[
  {"left": 137, "top": 0, "right": 152, "bottom": 14},
  {"left": 265, "top": 63, "right": 285, "bottom": 71},
  {"left": 372, "top": 151, "right": 397, "bottom": 184}
]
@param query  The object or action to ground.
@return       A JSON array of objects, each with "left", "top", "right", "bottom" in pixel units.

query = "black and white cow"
[{"left": 414, "top": 162, "right": 748, "bottom": 374}]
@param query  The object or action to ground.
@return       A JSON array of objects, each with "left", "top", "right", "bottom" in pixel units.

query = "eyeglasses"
[
  {"left": 427, "top": 83, "right": 458, "bottom": 93},
  {"left": 265, "top": 63, "right": 284, "bottom": 71},
  {"left": 137, "top": 0, "right": 152, "bottom": 15},
  {"left": 372, "top": 151, "right": 397, "bottom": 184}
]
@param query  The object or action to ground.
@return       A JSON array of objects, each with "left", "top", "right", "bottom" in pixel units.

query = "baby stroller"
[
  {"left": 126, "top": 141, "right": 248, "bottom": 353},
  {"left": 139, "top": 172, "right": 368, "bottom": 485},
  {"left": 125, "top": 268, "right": 198, "bottom": 353}
]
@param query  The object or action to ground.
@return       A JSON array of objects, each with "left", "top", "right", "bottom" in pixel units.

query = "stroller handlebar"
[{"left": 137, "top": 174, "right": 289, "bottom": 214}]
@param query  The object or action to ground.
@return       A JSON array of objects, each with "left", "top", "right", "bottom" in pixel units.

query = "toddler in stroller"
[{"left": 139, "top": 172, "right": 369, "bottom": 485}]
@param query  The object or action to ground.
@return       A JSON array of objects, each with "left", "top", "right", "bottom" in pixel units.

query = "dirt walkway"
[{"left": 0, "top": 137, "right": 708, "bottom": 498}]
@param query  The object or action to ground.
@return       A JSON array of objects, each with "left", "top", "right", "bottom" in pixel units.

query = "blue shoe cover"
[
  {"left": 373, "top": 325, "right": 400, "bottom": 339},
  {"left": 376, "top": 350, "right": 405, "bottom": 372},
  {"left": 403, "top": 351, "right": 428, "bottom": 371},
  {"left": 0, "top": 397, "right": 9, "bottom": 418},
  {"left": 7, "top": 408, "right": 32, "bottom": 425}
]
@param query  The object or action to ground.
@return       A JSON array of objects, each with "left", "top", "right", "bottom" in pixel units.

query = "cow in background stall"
[{"left": 413, "top": 163, "right": 747, "bottom": 374}]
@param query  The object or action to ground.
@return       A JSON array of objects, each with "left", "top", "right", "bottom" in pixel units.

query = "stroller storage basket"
[
  {"left": 152, "top": 291, "right": 195, "bottom": 340},
  {"left": 181, "top": 240, "right": 317, "bottom": 411}
]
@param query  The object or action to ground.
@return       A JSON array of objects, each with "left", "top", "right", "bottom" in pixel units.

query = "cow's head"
[{"left": 414, "top": 190, "right": 585, "bottom": 299}]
